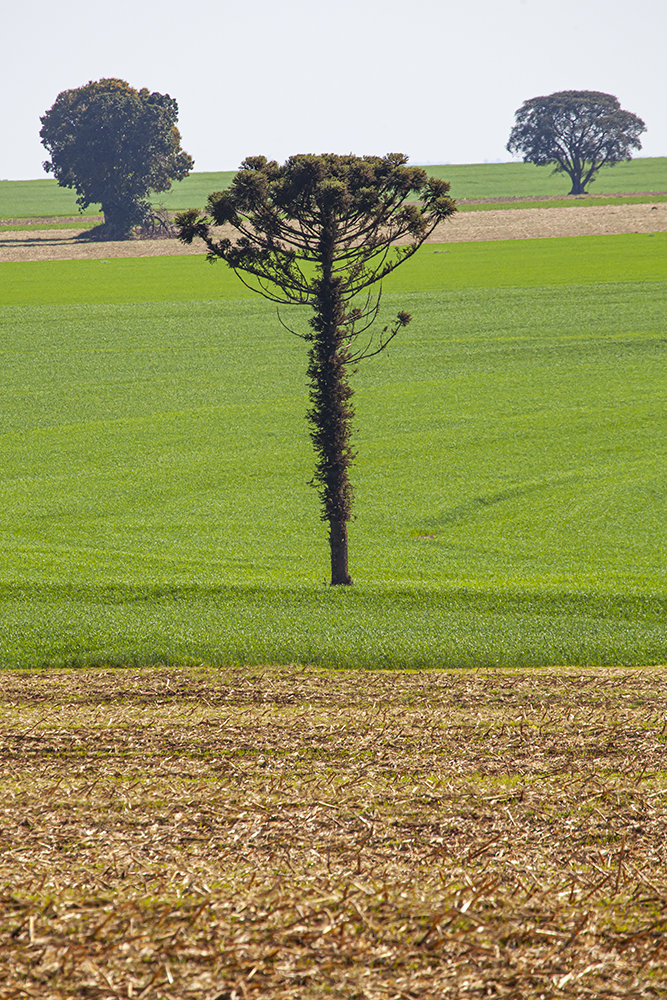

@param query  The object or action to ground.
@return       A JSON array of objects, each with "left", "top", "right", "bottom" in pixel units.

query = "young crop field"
[
  {"left": 425, "top": 158, "right": 667, "bottom": 201},
  {"left": 0, "top": 180, "right": 103, "bottom": 221},
  {"left": 1, "top": 665, "right": 666, "bottom": 998},
  {"left": 2, "top": 159, "right": 665, "bottom": 220},
  {"left": 456, "top": 194, "right": 667, "bottom": 212},
  {"left": 1, "top": 233, "right": 666, "bottom": 669},
  {"left": 2, "top": 232, "right": 666, "bottom": 304},
  {"left": 0, "top": 172, "right": 238, "bottom": 221},
  {"left": 0, "top": 219, "right": 103, "bottom": 234}
]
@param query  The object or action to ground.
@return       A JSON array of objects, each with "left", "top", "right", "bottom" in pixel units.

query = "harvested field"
[
  {"left": 427, "top": 200, "right": 667, "bottom": 243},
  {"left": 1, "top": 665, "right": 666, "bottom": 999},
  {"left": 0, "top": 226, "right": 203, "bottom": 264},
  {"left": 1, "top": 202, "right": 666, "bottom": 262}
]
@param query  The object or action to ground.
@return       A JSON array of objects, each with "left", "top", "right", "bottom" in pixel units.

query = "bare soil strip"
[
  {"left": 2, "top": 202, "right": 666, "bottom": 263},
  {"left": 0, "top": 228, "right": 206, "bottom": 263},
  {"left": 425, "top": 201, "right": 667, "bottom": 244},
  {"left": 458, "top": 190, "right": 667, "bottom": 205},
  {"left": 1, "top": 666, "right": 665, "bottom": 998}
]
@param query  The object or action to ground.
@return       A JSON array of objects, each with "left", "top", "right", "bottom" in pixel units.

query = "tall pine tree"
[{"left": 177, "top": 153, "right": 455, "bottom": 584}]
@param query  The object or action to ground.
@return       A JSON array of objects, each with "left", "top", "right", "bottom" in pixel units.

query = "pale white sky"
[{"left": 2, "top": 0, "right": 665, "bottom": 180}]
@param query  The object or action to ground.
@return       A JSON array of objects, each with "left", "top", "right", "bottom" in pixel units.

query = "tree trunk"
[
  {"left": 102, "top": 207, "right": 131, "bottom": 239},
  {"left": 307, "top": 216, "right": 355, "bottom": 585},
  {"left": 567, "top": 173, "right": 586, "bottom": 195},
  {"left": 330, "top": 519, "right": 352, "bottom": 585},
  {"left": 101, "top": 197, "right": 147, "bottom": 239}
]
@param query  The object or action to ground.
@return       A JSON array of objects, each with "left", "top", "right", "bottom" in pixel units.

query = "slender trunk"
[
  {"left": 330, "top": 519, "right": 352, "bottom": 586},
  {"left": 307, "top": 215, "right": 355, "bottom": 586}
]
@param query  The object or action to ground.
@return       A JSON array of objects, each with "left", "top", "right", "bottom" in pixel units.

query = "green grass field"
[
  {"left": 1, "top": 233, "right": 666, "bottom": 668},
  {"left": 0, "top": 218, "right": 102, "bottom": 233},
  {"left": 2, "top": 232, "right": 666, "bottom": 305},
  {"left": 426, "top": 157, "right": 667, "bottom": 199},
  {"left": 0, "top": 171, "right": 237, "bottom": 221},
  {"left": 2, "top": 159, "right": 665, "bottom": 220},
  {"left": 0, "top": 179, "right": 102, "bottom": 220},
  {"left": 457, "top": 193, "right": 667, "bottom": 211}
]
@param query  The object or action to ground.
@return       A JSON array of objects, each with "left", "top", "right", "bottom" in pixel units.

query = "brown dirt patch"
[
  {"left": 2, "top": 203, "right": 666, "bottom": 263},
  {"left": 1, "top": 665, "right": 665, "bottom": 998},
  {"left": 0, "top": 228, "right": 207, "bottom": 263}
]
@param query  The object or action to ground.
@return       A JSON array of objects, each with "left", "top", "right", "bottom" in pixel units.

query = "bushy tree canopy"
[
  {"left": 507, "top": 90, "right": 646, "bottom": 194},
  {"left": 177, "top": 153, "right": 456, "bottom": 584},
  {"left": 40, "top": 78, "right": 193, "bottom": 236}
]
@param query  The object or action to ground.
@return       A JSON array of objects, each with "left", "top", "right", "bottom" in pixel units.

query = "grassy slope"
[
  {"left": 426, "top": 157, "right": 667, "bottom": 199},
  {"left": 1, "top": 235, "right": 666, "bottom": 668},
  {"left": 457, "top": 193, "right": 667, "bottom": 211},
  {"left": 0, "top": 179, "right": 103, "bottom": 219},
  {"left": 0, "top": 171, "right": 237, "bottom": 221},
  {"left": 1, "top": 159, "right": 665, "bottom": 219},
  {"left": 2, "top": 232, "right": 666, "bottom": 305}
]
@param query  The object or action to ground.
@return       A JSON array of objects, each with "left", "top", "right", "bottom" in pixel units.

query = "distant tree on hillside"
[
  {"left": 40, "top": 78, "right": 193, "bottom": 237},
  {"left": 176, "top": 154, "right": 455, "bottom": 585},
  {"left": 507, "top": 90, "right": 646, "bottom": 194}
]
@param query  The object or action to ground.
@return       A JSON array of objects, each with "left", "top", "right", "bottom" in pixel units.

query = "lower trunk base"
[{"left": 330, "top": 519, "right": 352, "bottom": 586}]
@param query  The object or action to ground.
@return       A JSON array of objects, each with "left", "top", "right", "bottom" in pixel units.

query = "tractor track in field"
[{"left": 1, "top": 201, "right": 666, "bottom": 263}]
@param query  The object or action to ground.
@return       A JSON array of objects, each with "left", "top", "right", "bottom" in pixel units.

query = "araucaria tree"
[
  {"left": 177, "top": 154, "right": 455, "bottom": 584},
  {"left": 507, "top": 90, "right": 646, "bottom": 194},
  {"left": 40, "top": 78, "right": 193, "bottom": 237}
]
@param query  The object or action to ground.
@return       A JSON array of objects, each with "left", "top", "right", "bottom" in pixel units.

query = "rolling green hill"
[
  {"left": 2, "top": 158, "right": 665, "bottom": 220},
  {"left": 1, "top": 232, "right": 666, "bottom": 668},
  {"left": 2, "top": 233, "right": 665, "bottom": 305},
  {"left": 426, "top": 157, "right": 667, "bottom": 200}
]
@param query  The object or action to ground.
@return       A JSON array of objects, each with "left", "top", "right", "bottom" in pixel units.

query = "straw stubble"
[{"left": 0, "top": 665, "right": 665, "bottom": 998}]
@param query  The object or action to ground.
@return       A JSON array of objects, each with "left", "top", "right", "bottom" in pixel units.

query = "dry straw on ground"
[{"left": 0, "top": 665, "right": 666, "bottom": 999}]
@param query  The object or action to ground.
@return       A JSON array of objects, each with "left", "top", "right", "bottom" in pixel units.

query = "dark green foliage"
[
  {"left": 40, "top": 78, "right": 193, "bottom": 237},
  {"left": 507, "top": 90, "right": 646, "bottom": 194},
  {"left": 177, "top": 153, "right": 455, "bottom": 583}
]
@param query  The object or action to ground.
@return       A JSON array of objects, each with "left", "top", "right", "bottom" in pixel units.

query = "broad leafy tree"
[
  {"left": 177, "top": 153, "right": 455, "bottom": 584},
  {"left": 507, "top": 90, "right": 646, "bottom": 194},
  {"left": 40, "top": 78, "right": 193, "bottom": 237}
]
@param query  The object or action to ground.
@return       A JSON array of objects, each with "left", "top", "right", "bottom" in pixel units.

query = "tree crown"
[
  {"left": 507, "top": 90, "right": 645, "bottom": 193},
  {"left": 40, "top": 78, "right": 193, "bottom": 220},
  {"left": 177, "top": 153, "right": 455, "bottom": 305}
]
